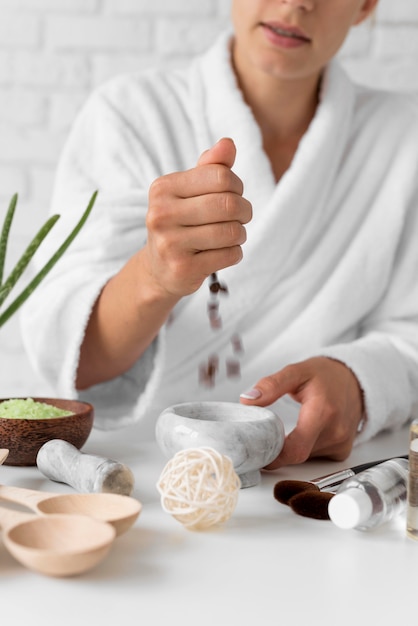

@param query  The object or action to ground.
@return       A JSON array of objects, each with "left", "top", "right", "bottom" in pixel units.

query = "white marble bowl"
[{"left": 155, "top": 401, "right": 285, "bottom": 488}]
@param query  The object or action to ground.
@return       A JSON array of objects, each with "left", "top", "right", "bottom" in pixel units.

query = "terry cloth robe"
[{"left": 20, "top": 31, "right": 418, "bottom": 442}]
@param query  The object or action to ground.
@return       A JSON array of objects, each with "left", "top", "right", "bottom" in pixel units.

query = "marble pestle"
[{"left": 36, "top": 439, "right": 135, "bottom": 496}]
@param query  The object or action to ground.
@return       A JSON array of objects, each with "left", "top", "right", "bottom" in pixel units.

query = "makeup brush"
[
  {"left": 273, "top": 455, "right": 408, "bottom": 505},
  {"left": 289, "top": 490, "right": 335, "bottom": 520},
  {"left": 278, "top": 455, "right": 409, "bottom": 521}
]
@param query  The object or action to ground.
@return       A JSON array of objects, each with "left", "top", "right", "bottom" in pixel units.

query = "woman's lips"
[{"left": 260, "top": 22, "right": 311, "bottom": 48}]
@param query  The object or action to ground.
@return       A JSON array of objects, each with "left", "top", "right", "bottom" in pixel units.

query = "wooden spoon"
[
  {"left": 0, "top": 485, "right": 141, "bottom": 536},
  {"left": 0, "top": 449, "right": 9, "bottom": 464},
  {"left": 0, "top": 505, "right": 116, "bottom": 577}
]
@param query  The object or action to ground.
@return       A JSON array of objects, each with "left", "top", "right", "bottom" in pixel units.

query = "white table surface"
[{"left": 0, "top": 420, "right": 414, "bottom": 626}]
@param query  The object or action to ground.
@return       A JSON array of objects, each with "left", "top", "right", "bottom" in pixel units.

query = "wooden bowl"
[{"left": 0, "top": 398, "right": 94, "bottom": 466}]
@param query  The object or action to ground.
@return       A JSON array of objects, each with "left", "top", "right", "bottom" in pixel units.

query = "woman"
[{"left": 21, "top": 0, "right": 418, "bottom": 468}]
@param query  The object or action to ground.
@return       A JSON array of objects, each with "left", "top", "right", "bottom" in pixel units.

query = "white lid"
[{"left": 328, "top": 488, "right": 373, "bottom": 529}]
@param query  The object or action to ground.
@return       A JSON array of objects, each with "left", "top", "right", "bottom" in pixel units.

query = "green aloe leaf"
[
  {"left": 0, "top": 193, "right": 18, "bottom": 286},
  {"left": 0, "top": 213, "right": 60, "bottom": 308},
  {"left": 0, "top": 190, "right": 98, "bottom": 328}
]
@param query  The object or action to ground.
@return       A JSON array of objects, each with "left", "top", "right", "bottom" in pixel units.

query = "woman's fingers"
[
  {"left": 241, "top": 357, "right": 364, "bottom": 468},
  {"left": 144, "top": 137, "right": 251, "bottom": 296}
]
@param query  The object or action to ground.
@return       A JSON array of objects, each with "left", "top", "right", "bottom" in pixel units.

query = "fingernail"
[{"left": 240, "top": 387, "right": 262, "bottom": 400}]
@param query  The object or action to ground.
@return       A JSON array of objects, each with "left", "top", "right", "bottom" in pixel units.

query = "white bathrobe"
[{"left": 20, "top": 31, "right": 418, "bottom": 443}]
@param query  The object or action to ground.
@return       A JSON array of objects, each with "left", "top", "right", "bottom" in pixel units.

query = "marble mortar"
[{"left": 155, "top": 401, "right": 285, "bottom": 488}]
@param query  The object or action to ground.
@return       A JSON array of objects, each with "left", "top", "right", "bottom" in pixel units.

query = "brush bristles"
[
  {"left": 273, "top": 480, "right": 320, "bottom": 505},
  {"left": 289, "top": 491, "right": 334, "bottom": 520}
]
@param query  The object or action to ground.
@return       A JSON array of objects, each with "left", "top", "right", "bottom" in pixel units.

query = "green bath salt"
[{"left": 0, "top": 398, "right": 73, "bottom": 419}]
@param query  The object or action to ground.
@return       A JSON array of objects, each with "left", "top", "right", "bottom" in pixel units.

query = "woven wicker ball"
[{"left": 157, "top": 447, "right": 241, "bottom": 530}]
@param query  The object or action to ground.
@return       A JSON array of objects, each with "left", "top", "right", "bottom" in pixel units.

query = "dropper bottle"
[
  {"left": 406, "top": 420, "right": 418, "bottom": 540},
  {"left": 328, "top": 458, "right": 409, "bottom": 531}
]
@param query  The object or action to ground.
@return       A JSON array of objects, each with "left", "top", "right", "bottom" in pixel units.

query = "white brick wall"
[{"left": 0, "top": 0, "right": 417, "bottom": 398}]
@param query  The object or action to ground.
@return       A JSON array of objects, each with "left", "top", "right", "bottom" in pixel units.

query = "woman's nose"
[{"left": 279, "top": 0, "right": 314, "bottom": 10}]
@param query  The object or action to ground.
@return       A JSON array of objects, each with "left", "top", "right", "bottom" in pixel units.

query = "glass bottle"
[
  {"left": 328, "top": 458, "right": 409, "bottom": 531},
  {"left": 407, "top": 420, "right": 418, "bottom": 540}
]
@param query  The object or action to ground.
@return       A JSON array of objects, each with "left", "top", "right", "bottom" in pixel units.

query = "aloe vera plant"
[{"left": 0, "top": 191, "right": 97, "bottom": 328}]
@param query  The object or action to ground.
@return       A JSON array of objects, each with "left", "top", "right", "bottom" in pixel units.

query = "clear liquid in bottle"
[
  {"left": 329, "top": 458, "right": 409, "bottom": 531},
  {"left": 407, "top": 431, "right": 418, "bottom": 540}
]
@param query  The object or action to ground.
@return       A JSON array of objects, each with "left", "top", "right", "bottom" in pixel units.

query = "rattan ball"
[{"left": 156, "top": 447, "right": 241, "bottom": 530}]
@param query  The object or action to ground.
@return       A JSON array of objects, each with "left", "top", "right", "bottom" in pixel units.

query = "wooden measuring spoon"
[
  {"left": 0, "top": 485, "right": 141, "bottom": 536},
  {"left": 0, "top": 449, "right": 9, "bottom": 464},
  {"left": 0, "top": 506, "right": 116, "bottom": 577}
]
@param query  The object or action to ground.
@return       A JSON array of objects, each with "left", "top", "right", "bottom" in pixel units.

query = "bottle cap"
[{"left": 328, "top": 488, "right": 373, "bottom": 529}]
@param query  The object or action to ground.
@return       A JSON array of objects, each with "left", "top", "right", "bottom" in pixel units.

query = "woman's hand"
[
  {"left": 240, "top": 356, "right": 365, "bottom": 468},
  {"left": 77, "top": 137, "right": 251, "bottom": 390},
  {"left": 142, "top": 137, "right": 252, "bottom": 298}
]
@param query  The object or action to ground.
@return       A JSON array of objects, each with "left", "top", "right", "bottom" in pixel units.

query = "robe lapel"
[
  {"left": 163, "top": 34, "right": 356, "bottom": 377},
  {"left": 189, "top": 35, "right": 356, "bottom": 330}
]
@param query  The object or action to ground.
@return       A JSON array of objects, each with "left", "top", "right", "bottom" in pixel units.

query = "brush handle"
[{"left": 312, "top": 455, "right": 408, "bottom": 491}]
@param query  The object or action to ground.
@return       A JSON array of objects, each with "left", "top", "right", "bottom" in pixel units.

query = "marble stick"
[{"left": 36, "top": 439, "right": 135, "bottom": 495}]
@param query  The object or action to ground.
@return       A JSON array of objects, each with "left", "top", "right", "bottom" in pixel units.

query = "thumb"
[{"left": 197, "top": 137, "right": 236, "bottom": 169}]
